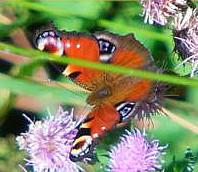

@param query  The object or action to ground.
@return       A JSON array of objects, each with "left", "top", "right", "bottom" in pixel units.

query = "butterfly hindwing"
[{"left": 70, "top": 103, "right": 120, "bottom": 161}]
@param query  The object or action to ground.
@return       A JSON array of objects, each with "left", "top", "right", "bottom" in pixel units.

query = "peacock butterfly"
[{"left": 35, "top": 23, "right": 160, "bottom": 162}]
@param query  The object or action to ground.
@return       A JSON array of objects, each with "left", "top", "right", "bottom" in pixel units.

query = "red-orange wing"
[
  {"left": 94, "top": 32, "right": 153, "bottom": 69},
  {"left": 61, "top": 32, "right": 102, "bottom": 91}
]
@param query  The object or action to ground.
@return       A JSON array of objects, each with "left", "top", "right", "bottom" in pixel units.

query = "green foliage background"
[{"left": 1, "top": 0, "right": 198, "bottom": 171}]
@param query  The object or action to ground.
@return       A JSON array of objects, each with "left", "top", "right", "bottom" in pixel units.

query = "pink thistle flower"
[
  {"left": 141, "top": 0, "right": 187, "bottom": 25},
  {"left": 16, "top": 107, "right": 83, "bottom": 172},
  {"left": 108, "top": 129, "right": 167, "bottom": 172},
  {"left": 173, "top": 7, "right": 198, "bottom": 77}
]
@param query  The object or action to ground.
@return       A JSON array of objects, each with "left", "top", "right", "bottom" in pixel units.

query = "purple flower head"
[
  {"left": 173, "top": 7, "right": 198, "bottom": 77},
  {"left": 141, "top": 0, "right": 187, "bottom": 25},
  {"left": 133, "top": 82, "right": 168, "bottom": 121},
  {"left": 108, "top": 129, "right": 167, "bottom": 172},
  {"left": 16, "top": 107, "right": 83, "bottom": 172}
]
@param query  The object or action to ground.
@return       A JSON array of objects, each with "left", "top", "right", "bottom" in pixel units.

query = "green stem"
[{"left": 0, "top": 42, "right": 198, "bottom": 88}]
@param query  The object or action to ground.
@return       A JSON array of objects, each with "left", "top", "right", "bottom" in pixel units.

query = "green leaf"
[
  {"left": 0, "top": 137, "right": 24, "bottom": 172},
  {"left": 98, "top": 19, "right": 171, "bottom": 42},
  {"left": 0, "top": 73, "right": 87, "bottom": 106}
]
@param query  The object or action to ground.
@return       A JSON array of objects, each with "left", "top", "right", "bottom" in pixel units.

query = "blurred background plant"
[{"left": 1, "top": 0, "right": 198, "bottom": 171}]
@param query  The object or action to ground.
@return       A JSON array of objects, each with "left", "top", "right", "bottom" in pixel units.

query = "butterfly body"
[{"left": 35, "top": 25, "right": 157, "bottom": 161}]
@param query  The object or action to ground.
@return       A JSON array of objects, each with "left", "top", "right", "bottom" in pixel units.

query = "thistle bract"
[
  {"left": 173, "top": 7, "right": 198, "bottom": 77},
  {"left": 141, "top": 0, "right": 187, "bottom": 25}
]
